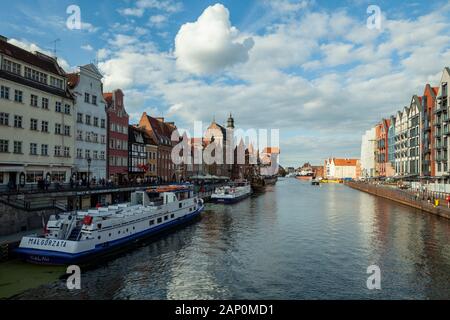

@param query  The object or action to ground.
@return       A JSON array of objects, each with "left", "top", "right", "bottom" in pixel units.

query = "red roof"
[
  {"left": 0, "top": 38, "right": 66, "bottom": 75},
  {"left": 333, "top": 158, "right": 358, "bottom": 166},
  {"left": 67, "top": 73, "right": 79, "bottom": 89}
]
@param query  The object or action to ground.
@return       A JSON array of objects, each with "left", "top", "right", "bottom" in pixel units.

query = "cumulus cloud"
[
  {"left": 81, "top": 44, "right": 93, "bottom": 51},
  {"left": 174, "top": 3, "right": 254, "bottom": 75}
]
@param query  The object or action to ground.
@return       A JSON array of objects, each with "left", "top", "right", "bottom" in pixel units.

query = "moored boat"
[
  {"left": 211, "top": 181, "right": 252, "bottom": 204},
  {"left": 15, "top": 185, "right": 204, "bottom": 265}
]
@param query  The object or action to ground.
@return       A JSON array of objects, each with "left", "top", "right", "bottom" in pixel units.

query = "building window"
[
  {"left": 93, "top": 117, "right": 98, "bottom": 127},
  {"left": 64, "top": 125, "right": 70, "bottom": 136},
  {"left": 14, "top": 115, "right": 22, "bottom": 128},
  {"left": 29, "top": 143, "right": 37, "bottom": 155},
  {"left": 93, "top": 133, "right": 98, "bottom": 143},
  {"left": 41, "top": 121, "right": 49, "bottom": 133},
  {"left": 2, "top": 59, "right": 21, "bottom": 75},
  {"left": 41, "top": 144, "right": 48, "bottom": 156},
  {"left": 77, "top": 148, "right": 83, "bottom": 158},
  {"left": 101, "top": 119, "right": 106, "bottom": 128},
  {"left": 30, "top": 94, "right": 38, "bottom": 107},
  {"left": 55, "top": 101, "right": 62, "bottom": 113},
  {"left": 64, "top": 104, "right": 71, "bottom": 115},
  {"left": 93, "top": 150, "right": 98, "bottom": 159},
  {"left": 64, "top": 147, "right": 70, "bottom": 158},
  {"left": 101, "top": 135, "right": 106, "bottom": 144},
  {"left": 55, "top": 123, "right": 61, "bottom": 135},
  {"left": 0, "top": 113, "right": 9, "bottom": 126},
  {"left": 0, "top": 85, "right": 9, "bottom": 99},
  {"left": 86, "top": 132, "right": 91, "bottom": 142},
  {"left": 0, "top": 140, "right": 8, "bottom": 153},
  {"left": 14, "top": 90, "right": 23, "bottom": 103},
  {"left": 77, "top": 130, "right": 83, "bottom": 141},
  {"left": 84, "top": 93, "right": 90, "bottom": 103},
  {"left": 26, "top": 171, "right": 44, "bottom": 183},
  {"left": 77, "top": 113, "right": 83, "bottom": 123},
  {"left": 85, "top": 149, "right": 91, "bottom": 159},
  {"left": 24, "top": 67, "right": 47, "bottom": 84},
  {"left": 13, "top": 141, "right": 22, "bottom": 154},
  {"left": 100, "top": 151, "right": 105, "bottom": 160},
  {"left": 50, "top": 76, "right": 63, "bottom": 89},
  {"left": 54, "top": 146, "right": 62, "bottom": 157},
  {"left": 92, "top": 95, "right": 97, "bottom": 105},
  {"left": 30, "top": 119, "right": 38, "bottom": 131},
  {"left": 42, "top": 97, "right": 49, "bottom": 109},
  {"left": 85, "top": 115, "right": 91, "bottom": 125}
]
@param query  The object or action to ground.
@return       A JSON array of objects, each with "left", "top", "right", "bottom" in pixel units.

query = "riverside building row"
[{"left": 360, "top": 67, "right": 450, "bottom": 183}]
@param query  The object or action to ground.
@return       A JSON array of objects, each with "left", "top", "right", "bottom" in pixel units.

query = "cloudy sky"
[{"left": 1, "top": 0, "right": 450, "bottom": 167}]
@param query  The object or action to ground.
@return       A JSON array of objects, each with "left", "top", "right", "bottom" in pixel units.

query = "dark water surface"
[{"left": 11, "top": 179, "right": 450, "bottom": 299}]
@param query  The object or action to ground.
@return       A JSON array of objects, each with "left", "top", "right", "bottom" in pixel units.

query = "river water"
[{"left": 4, "top": 178, "right": 450, "bottom": 299}]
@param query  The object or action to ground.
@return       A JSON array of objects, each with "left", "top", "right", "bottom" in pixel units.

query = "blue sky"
[{"left": 1, "top": 0, "right": 450, "bottom": 167}]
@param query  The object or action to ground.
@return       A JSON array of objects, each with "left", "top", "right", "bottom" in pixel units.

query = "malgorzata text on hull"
[{"left": 15, "top": 185, "right": 204, "bottom": 265}]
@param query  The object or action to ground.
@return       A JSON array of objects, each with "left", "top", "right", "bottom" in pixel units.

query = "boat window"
[
  {"left": 157, "top": 217, "right": 162, "bottom": 223},
  {"left": 179, "top": 203, "right": 182, "bottom": 208},
  {"left": 126, "top": 228, "right": 128, "bottom": 232},
  {"left": 164, "top": 215, "right": 168, "bottom": 221},
  {"left": 150, "top": 220, "right": 155, "bottom": 225},
  {"left": 98, "top": 236, "right": 101, "bottom": 240},
  {"left": 97, "top": 223, "right": 102, "bottom": 229},
  {"left": 133, "top": 226, "right": 135, "bottom": 230},
  {"left": 109, "top": 233, "right": 111, "bottom": 237},
  {"left": 171, "top": 214, "right": 175, "bottom": 218},
  {"left": 118, "top": 230, "right": 121, "bottom": 234}
]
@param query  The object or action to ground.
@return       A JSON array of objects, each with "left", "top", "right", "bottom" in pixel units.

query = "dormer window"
[
  {"left": 50, "top": 76, "right": 63, "bottom": 89},
  {"left": 2, "top": 58, "right": 21, "bottom": 75}
]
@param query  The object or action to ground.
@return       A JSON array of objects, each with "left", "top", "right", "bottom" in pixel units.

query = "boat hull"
[
  {"left": 296, "top": 175, "right": 313, "bottom": 181},
  {"left": 211, "top": 192, "right": 251, "bottom": 204},
  {"left": 15, "top": 205, "right": 204, "bottom": 266}
]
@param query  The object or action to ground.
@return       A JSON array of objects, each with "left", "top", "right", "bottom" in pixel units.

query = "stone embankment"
[{"left": 346, "top": 182, "right": 450, "bottom": 220}]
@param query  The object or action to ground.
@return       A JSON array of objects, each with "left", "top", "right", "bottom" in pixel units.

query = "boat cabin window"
[
  {"left": 164, "top": 215, "right": 168, "bottom": 221},
  {"left": 149, "top": 220, "right": 155, "bottom": 226},
  {"left": 179, "top": 203, "right": 182, "bottom": 208},
  {"left": 157, "top": 217, "right": 162, "bottom": 223},
  {"left": 97, "top": 223, "right": 102, "bottom": 229},
  {"left": 171, "top": 214, "right": 175, "bottom": 218}
]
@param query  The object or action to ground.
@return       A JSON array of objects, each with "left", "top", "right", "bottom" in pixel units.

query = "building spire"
[{"left": 227, "top": 112, "right": 234, "bottom": 129}]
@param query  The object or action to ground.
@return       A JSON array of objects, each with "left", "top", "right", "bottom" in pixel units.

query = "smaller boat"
[
  {"left": 311, "top": 179, "right": 320, "bottom": 186},
  {"left": 211, "top": 181, "right": 252, "bottom": 204}
]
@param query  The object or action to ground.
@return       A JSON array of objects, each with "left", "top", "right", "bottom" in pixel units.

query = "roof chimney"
[{"left": 0, "top": 35, "right": 8, "bottom": 42}]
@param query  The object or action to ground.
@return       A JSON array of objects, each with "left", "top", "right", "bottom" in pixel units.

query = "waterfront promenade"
[{"left": 346, "top": 181, "right": 450, "bottom": 220}]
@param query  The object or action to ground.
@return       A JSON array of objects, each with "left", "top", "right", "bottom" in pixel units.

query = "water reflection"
[{"left": 13, "top": 179, "right": 450, "bottom": 299}]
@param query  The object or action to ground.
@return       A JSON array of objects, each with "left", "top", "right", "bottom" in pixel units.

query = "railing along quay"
[{"left": 346, "top": 181, "right": 450, "bottom": 220}]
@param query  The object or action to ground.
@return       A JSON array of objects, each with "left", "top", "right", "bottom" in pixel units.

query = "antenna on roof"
[{"left": 51, "top": 38, "right": 61, "bottom": 58}]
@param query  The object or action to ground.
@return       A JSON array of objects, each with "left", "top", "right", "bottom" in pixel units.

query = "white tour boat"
[
  {"left": 211, "top": 181, "right": 252, "bottom": 204},
  {"left": 15, "top": 185, "right": 204, "bottom": 265}
]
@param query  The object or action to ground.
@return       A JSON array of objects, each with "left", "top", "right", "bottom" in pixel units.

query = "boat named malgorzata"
[
  {"left": 15, "top": 185, "right": 204, "bottom": 265},
  {"left": 211, "top": 181, "right": 252, "bottom": 204}
]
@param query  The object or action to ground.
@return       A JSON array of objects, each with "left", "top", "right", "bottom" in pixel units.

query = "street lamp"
[{"left": 87, "top": 157, "right": 92, "bottom": 188}]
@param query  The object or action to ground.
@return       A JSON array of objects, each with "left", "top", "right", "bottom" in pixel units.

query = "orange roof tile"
[{"left": 333, "top": 158, "right": 358, "bottom": 166}]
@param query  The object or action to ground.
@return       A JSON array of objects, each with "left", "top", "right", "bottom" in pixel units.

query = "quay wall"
[{"left": 346, "top": 182, "right": 450, "bottom": 220}]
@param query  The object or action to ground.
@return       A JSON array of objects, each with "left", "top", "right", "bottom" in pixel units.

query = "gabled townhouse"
[
  {"left": 434, "top": 67, "right": 450, "bottom": 181},
  {"left": 67, "top": 64, "right": 107, "bottom": 183},
  {"left": 138, "top": 113, "right": 177, "bottom": 183},
  {"left": 387, "top": 116, "right": 396, "bottom": 175},
  {"left": 104, "top": 89, "right": 129, "bottom": 184},
  {"left": 0, "top": 35, "right": 75, "bottom": 189},
  {"left": 421, "top": 84, "right": 438, "bottom": 177},
  {"left": 375, "top": 119, "right": 390, "bottom": 177},
  {"left": 394, "top": 108, "right": 409, "bottom": 176},
  {"left": 407, "top": 95, "right": 421, "bottom": 178}
]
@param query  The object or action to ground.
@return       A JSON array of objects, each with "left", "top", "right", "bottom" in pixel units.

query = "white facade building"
[
  {"left": 394, "top": 108, "right": 409, "bottom": 175},
  {"left": 68, "top": 64, "right": 107, "bottom": 182},
  {"left": 324, "top": 158, "right": 360, "bottom": 179},
  {"left": 0, "top": 36, "right": 75, "bottom": 189},
  {"left": 360, "top": 127, "right": 376, "bottom": 178}
]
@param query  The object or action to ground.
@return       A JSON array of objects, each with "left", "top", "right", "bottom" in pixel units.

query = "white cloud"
[
  {"left": 119, "top": 0, "right": 182, "bottom": 17},
  {"left": 174, "top": 3, "right": 254, "bottom": 74},
  {"left": 118, "top": 8, "right": 145, "bottom": 17},
  {"left": 81, "top": 44, "right": 94, "bottom": 51},
  {"left": 8, "top": 38, "right": 73, "bottom": 71},
  {"left": 149, "top": 14, "right": 168, "bottom": 28}
]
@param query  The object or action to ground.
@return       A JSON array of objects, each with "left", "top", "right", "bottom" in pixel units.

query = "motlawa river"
[{"left": 3, "top": 178, "right": 450, "bottom": 299}]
